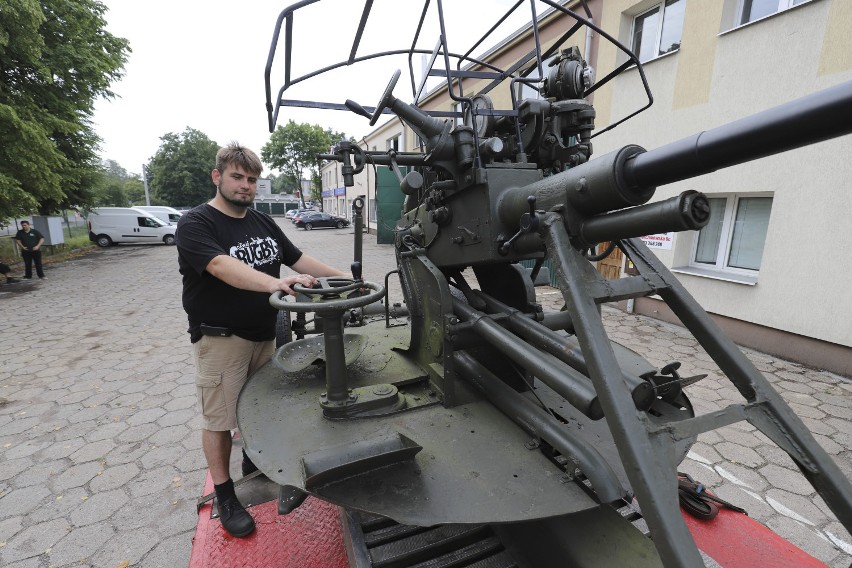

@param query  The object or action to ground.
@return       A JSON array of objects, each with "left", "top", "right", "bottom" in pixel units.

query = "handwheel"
[{"left": 270, "top": 277, "right": 385, "bottom": 316}]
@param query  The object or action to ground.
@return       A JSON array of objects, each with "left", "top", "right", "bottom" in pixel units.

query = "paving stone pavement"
[{"left": 0, "top": 218, "right": 849, "bottom": 567}]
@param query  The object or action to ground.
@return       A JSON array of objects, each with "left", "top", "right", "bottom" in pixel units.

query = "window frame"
[
  {"left": 737, "top": 0, "right": 811, "bottom": 26},
  {"left": 386, "top": 134, "right": 400, "bottom": 152},
  {"left": 630, "top": 0, "right": 685, "bottom": 64},
  {"left": 688, "top": 192, "right": 773, "bottom": 278},
  {"left": 137, "top": 216, "right": 164, "bottom": 228}
]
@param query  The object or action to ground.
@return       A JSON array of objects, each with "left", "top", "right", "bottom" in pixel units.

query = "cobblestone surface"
[{"left": 0, "top": 219, "right": 849, "bottom": 566}]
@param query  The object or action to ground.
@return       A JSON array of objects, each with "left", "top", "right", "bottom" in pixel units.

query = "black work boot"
[
  {"left": 218, "top": 496, "right": 256, "bottom": 537},
  {"left": 214, "top": 479, "right": 256, "bottom": 537}
]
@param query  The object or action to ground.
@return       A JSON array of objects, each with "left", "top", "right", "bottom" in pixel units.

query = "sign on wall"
[{"left": 640, "top": 232, "right": 673, "bottom": 250}]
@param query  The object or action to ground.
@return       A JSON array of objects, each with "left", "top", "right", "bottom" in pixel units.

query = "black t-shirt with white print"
[{"left": 176, "top": 204, "right": 302, "bottom": 343}]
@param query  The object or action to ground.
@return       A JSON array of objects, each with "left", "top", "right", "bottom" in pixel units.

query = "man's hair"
[
  {"left": 215, "top": 143, "right": 263, "bottom": 177},
  {"left": 20, "top": 220, "right": 29, "bottom": 225}
]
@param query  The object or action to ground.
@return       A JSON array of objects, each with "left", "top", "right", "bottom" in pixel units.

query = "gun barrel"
[
  {"left": 625, "top": 81, "right": 852, "bottom": 189},
  {"left": 577, "top": 191, "right": 710, "bottom": 247},
  {"left": 499, "top": 144, "right": 652, "bottom": 224}
]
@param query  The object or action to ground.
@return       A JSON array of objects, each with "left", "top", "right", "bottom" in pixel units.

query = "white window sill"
[
  {"left": 624, "top": 48, "right": 679, "bottom": 70},
  {"left": 671, "top": 265, "right": 758, "bottom": 286}
]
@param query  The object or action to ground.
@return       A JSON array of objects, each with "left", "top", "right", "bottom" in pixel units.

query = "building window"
[
  {"left": 738, "top": 0, "right": 810, "bottom": 25},
  {"left": 691, "top": 195, "right": 773, "bottom": 273},
  {"left": 631, "top": 0, "right": 685, "bottom": 63},
  {"left": 387, "top": 134, "right": 400, "bottom": 152}
]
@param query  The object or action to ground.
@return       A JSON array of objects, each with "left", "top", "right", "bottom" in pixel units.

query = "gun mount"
[{"left": 243, "top": 1, "right": 852, "bottom": 566}]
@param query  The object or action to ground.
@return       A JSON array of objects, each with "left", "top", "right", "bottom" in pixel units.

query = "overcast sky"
[{"left": 92, "top": 0, "right": 535, "bottom": 178}]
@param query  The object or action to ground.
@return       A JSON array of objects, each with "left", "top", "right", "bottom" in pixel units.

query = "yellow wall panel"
[{"left": 818, "top": 0, "right": 852, "bottom": 75}]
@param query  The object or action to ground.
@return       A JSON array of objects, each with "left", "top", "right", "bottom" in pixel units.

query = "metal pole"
[
  {"left": 142, "top": 164, "right": 151, "bottom": 206},
  {"left": 320, "top": 313, "right": 349, "bottom": 411},
  {"left": 352, "top": 197, "right": 363, "bottom": 269}
]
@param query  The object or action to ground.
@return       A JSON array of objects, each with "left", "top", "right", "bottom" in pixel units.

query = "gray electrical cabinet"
[{"left": 32, "top": 216, "right": 65, "bottom": 246}]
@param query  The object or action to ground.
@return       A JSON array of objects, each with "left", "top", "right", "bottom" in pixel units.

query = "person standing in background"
[{"left": 15, "top": 221, "right": 46, "bottom": 279}]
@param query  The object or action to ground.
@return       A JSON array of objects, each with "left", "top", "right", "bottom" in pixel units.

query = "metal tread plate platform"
[{"left": 190, "top": 472, "right": 348, "bottom": 568}]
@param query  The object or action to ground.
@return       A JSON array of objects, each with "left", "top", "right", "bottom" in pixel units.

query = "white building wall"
[{"left": 593, "top": 0, "right": 852, "bottom": 346}]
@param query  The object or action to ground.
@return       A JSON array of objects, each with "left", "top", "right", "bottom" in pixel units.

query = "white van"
[
  {"left": 134, "top": 206, "right": 183, "bottom": 225},
  {"left": 87, "top": 207, "right": 176, "bottom": 247}
]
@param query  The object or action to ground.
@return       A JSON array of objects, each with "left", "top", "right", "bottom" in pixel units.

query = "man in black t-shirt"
[
  {"left": 15, "top": 220, "right": 46, "bottom": 279},
  {"left": 176, "top": 143, "right": 345, "bottom": 538}
]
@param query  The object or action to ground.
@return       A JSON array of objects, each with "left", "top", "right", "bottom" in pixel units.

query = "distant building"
[{"left": 252, "top": 192, "right": 299, "bottom": 216}]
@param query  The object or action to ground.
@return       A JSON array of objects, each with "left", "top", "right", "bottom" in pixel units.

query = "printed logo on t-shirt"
[{"left": 230, "top": 237, "right": 280, "bottom": 268}]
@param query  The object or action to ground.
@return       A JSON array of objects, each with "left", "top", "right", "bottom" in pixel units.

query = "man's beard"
[{"left": 218, "top": 186, "right": 253, "bottom": 208}]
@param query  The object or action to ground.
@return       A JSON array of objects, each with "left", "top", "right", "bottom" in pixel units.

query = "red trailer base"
[
  {"left": 190, "top": 470, "right": 828, "bottom": 568},
  {"left": 683, "top": 508, "right": 827, "bottom": 568},
  {"left": 189, "top": 472, "right": 348, "bottom": 568}
]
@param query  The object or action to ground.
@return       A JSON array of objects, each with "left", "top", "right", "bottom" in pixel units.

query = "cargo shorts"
[{"left": 192, "top": 335, "right": 275, "bottom": 431}]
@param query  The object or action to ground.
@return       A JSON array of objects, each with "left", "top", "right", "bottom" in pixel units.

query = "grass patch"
[{"left": 1, "top": 229, "right": 96, "bottom": 268}]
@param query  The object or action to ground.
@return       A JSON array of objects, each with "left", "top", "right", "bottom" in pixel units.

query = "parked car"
[
  {"left": 290, "top": 210, "right": 312, "bottom": 224},
  {"left": 134, "top": 206, "right": 183, "bottom": 225},
  {"left": 286, "top": 208, "right": 312, "bottom": 221},
  {"left": 295, "top": 212, "right": 350, "bottom": 230},
  {"left": 87, "top": 207, "right": 176, "bottom": 247}
]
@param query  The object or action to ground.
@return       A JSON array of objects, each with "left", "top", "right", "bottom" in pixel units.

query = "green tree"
[
  {"left": 147, "top": 127, "right": 219, "bottom": 207},
  {"left": 270, "top": 172, "right": 299, "bottom": 195},
  {"left": 0, "top": 0, "right": 129, "bottom": 219},
  {"left": 268, "top": 173, "right": 279, "bottom": 194},
  {"left": 90, "top": 159, "right": 146, "bottom": 207},
  {"left": 261, "top": 120, "right": 348, "bottom": 207},
  {"left": 103, "top": 159, "right": 128, "bottom": 182},
  {"left": 96, "top": 176, "right": 128, "bottom": 207},
  {"left": 124, "top": 176, "right": 146, "bottom": 205}
]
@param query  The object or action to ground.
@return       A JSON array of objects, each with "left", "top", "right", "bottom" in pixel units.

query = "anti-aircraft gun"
[{"left": 240, "top": 1, "right": 852, "bottom": 566}]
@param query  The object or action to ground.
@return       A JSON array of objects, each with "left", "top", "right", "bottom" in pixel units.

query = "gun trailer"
[{"left": 195, "top": 2, "right": 852, "bottom": 567}]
